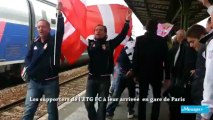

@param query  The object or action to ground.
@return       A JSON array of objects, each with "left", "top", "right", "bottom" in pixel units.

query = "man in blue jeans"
[
  {"left": 22, "top": 3, "right": 64, "bottom": 120},
  {"left": 106, "top": 39, "right": 136, "bottom": 119}
]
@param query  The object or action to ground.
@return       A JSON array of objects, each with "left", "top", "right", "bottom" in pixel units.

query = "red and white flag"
[
  {"left": 61, "top": 0, "right": 132, "bottom": 64},
  {"left": 157, "top": 23, "right": 173, "bottom": 37},
  {"left": 60, "top": 0, "right": 87, "bottom": 36},
  {"left": 61, "top": 20, "right": 87, "bottom": 64}
]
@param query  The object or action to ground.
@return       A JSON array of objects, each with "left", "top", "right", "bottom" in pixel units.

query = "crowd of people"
[{"left": 20, "top": 0, "right": 213, "bottom": 120}]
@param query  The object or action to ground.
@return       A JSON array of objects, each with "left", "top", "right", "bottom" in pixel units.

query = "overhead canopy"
[{"left": 125, "top": 0, "right": 209, "bottom": 31}]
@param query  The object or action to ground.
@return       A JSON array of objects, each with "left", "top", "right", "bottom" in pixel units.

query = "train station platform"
[{"left": 39, "top": 87, "right": 170, "bottom": 120}]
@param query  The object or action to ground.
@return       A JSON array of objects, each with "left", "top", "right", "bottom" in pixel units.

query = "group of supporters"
[{"left": 20, "top": 0, "right": 213, "bottom": 120}]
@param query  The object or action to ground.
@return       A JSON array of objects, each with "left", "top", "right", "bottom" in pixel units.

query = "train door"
[
  {"left": 28, "top": 0, "right": 56, "bottom": 37},
  {"left": 0, "top": 0, "right": 30, "bottom": 62}
]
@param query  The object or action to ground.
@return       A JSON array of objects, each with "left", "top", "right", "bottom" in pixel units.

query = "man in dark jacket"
[
  {"left": 187, "top": 25, "right": 207, "bottom": 105},
  {"left": 22, "top": 3, "right": 64, "bottom": 120},
  {"left": 106, "top": 38, "right": 136, "bottom": 119},
  {"left": 84, "top": 10, "right": 132, "bottom": 120},
  {"left": 132, "top": 20, "right": 170, "bottom": 120},
  {"left": 187, "top": 24, "right": 207, "bottom": 120},
  {"left": 168, "top": 29, "right": 197, "bottom": 120}
]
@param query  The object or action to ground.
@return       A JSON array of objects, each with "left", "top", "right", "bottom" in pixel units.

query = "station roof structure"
[{"left": 125, "top": 0, "right": 209, "bottom": 31}]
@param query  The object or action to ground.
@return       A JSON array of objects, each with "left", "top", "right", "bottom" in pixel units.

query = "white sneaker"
[{"left": 127, "top": 112, "right": 134, "bottom": 119}]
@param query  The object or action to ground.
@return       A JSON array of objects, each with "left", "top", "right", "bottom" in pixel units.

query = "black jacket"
[
  {"left": 88, "top": 21, "right": 130, "bottom": 76},
  {"left": 169, "top": 40, "right": 197, "bottom": 97},
  {"left": 25, "top": 13, "right": 64, "bottom": 80},
  {"left": 117, "top": 47, "right": 132, "bottom": 73},
  {"left": 191, "top": 45, "right": 206, "bottom": 104},
  {"left": 133, "top": 32, "right": 170, "bottom": 81},
  {"left": 170, "top": 40, "right": 197, "bottom": 83}
]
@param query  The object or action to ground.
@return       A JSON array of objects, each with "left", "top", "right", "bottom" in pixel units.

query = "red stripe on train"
[{"left": 0, "top": 21, "right": 6, "bottom": 43}]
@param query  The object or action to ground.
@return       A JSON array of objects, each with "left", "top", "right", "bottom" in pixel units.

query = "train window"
[
  {"left": 51, "top": 19, "right": 56, "bottom": 24},
  {"left": 30, "top": 0, "right": 56, "bottom": 28}
]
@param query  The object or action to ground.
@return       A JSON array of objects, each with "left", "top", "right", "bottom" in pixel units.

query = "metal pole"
[{"left": 54, "top": 1, "right": 59, "bottom": 65}]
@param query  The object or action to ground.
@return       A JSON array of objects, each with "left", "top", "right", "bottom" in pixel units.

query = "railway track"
[{"left": 0, "top": 66, "right": 88, "bottom": 120}]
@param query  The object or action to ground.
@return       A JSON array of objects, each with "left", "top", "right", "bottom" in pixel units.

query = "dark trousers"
[
  {"left": 169, "top": 77, "right": 196, "bottom": 120},
  {"left": 106, "top": 72, "right": 135, "bottom": 115},
  {"left": 169, "top": 100, "right": 196, "bottom": 120},
  {"left": 138, "top": 79, "right": 162, "bottom": 120},
  {"left": 84, "top": 75, "right": 111, "bottom": 120}
]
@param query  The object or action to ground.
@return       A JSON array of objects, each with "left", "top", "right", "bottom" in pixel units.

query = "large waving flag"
[
  {"left": 60, "top": 0, "right": 87, "bottom": 36},
  {"left": 60, "top": 0, "right": 132, "bottom": 64},
  {"left": 62, "top": 20, "right": 87, "bottom": 64}
]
